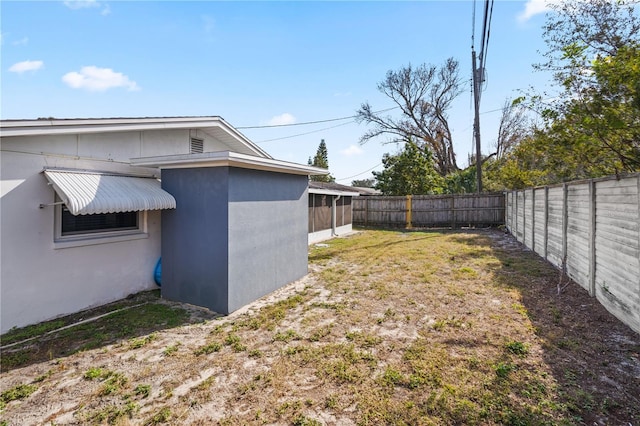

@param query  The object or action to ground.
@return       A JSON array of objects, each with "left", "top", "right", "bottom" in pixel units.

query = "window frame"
[{"left": 53, "top": 196, "right": 148, "bottom": 249}]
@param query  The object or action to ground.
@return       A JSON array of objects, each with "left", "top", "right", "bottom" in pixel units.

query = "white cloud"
[
  {"left": 9, "top": 60, "right": 43, "bottom": 73},
  {"left": 264, "top": 113, "right": 296, "bottom": 126},
  {"left": 62, "top": 66, "right": 140, "bottom": 91},
  {"left": 63, "top": 0, "right": 100, "bottom": 10},
  {"left": 517, "top": 0, "right": 552, "bottom": 23},
  {"left": 64, "top": 0, "right": 110, "bottom": 15},
  {"left": 12, "top": 37, "right": 29, "bottom": 46},
  {"left": 341, "top": 144, "right": 364, "bottom": 157}
]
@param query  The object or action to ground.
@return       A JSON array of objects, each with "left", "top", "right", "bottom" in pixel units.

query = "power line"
[
  {"left": 256, "top": 121, "right": 353, "bottom": 144},
  {"left": 336, "top": 162, "right": 382, "bottom": 182},
  {"left": 236, "top": 107, "right": 398, "bottom": 130}
]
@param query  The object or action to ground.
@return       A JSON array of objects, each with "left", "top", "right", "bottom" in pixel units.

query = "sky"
[{"left": 2, "top": 0, "right": 555, "bottom": 184}]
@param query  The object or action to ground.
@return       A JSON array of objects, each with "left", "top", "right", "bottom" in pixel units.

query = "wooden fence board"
[{"left": 353, "top": 193, "right": 504, "bottom": 229}]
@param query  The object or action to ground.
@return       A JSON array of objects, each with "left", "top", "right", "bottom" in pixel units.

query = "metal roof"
[
  {"left": 308, "top": 181, "right": 360, "bottom": 196},
  {"left": 44, "top": 169, "right": 176, "bottom": 215}
]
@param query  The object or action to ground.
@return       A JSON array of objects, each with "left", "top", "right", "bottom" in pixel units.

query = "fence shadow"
[{"left": 449, "top": 230, "right": 640, "bottom": 424}]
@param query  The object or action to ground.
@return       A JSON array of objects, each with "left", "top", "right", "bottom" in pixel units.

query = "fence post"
[
  {"left": 589, "top": 179, "right": 596, "bottom": 297},
  {"left": 406, "top": 195, "right": 412, "bottom": 229},
  {"left": 562, "top": 183, "right": 568, "bottom": 276},
  {"left": 513, "top": 191, "right": 518, "bottom": 241},
  {"left": 523, "top": 190, "right": 527, "bottom": 245}
]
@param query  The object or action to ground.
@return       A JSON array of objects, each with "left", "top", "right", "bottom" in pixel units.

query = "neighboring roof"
[
  {"left": 351, "top": 186, "right": 382, "bottom": 196},
  {"left": 131, "top": 151, "right": 329, "bottom": 177},
  {"left": 43, "top": 169, "right": 177, "bottom": 215},
  {"left": 308, "top": 181, "right": 361, "bottom": 197},
  {"left": 0, "top": 116, "right": 271, "bottom": 159}
]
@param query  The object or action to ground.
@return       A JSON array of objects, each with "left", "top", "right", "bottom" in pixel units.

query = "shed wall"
[
  {"left": 160, "top": 167, "right": 230, "bottom": 314},
  {"left": 227, "top": 169, "right": 308, "bottom": 312}
]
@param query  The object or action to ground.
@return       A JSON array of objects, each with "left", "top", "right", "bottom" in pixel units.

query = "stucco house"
[{"left": 0, "top": 117, "right": 326, "bottom": 333}]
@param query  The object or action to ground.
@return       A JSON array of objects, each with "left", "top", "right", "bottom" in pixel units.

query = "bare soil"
[{"left": 1, "top": 229, "right": 639, "bottom": 425}]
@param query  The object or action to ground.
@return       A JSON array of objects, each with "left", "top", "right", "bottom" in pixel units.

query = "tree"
[
  {"left": 356, "top": 58, "right": 463, "bottom": 176},
  {"left": 527, "top": 0, "right": 640, "bottom": 177},
  {"left": 351, "top": 178, "right": 375, "bottom": 188},
  {"left": 494, "top": 98, "right": 530, "bottom": 160},
  {"left": 372, "top": 141, "right": 444, "bottom": 196},
  {"left": 308, "top": 139, "right": 335, "bottom": 182}
]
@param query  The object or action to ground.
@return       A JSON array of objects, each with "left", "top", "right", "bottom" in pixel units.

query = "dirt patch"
[{"left": 1, "top": 229, "right": 639, "bottom": 425}]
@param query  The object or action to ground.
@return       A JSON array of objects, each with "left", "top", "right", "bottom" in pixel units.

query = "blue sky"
[{"left": 2, "top": 0, "right": 553, "bottom": 183}]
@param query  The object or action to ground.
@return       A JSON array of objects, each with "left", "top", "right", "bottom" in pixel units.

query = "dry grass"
[{"left": 1, "top": 229, "right": 639, "bottom": 425}]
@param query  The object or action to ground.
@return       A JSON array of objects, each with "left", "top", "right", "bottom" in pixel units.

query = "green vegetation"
[
  {"left": 129, "top": 333, "right": 156, "bottom": 349},
  {"left": 373, "top": 140, "right": 445, "bottom": 195},
  {"left": 1, "top": 291, "right": 192, "bottom": 372},
  {"left": 194, "top": 342, "right": 222, "bottom": 356},
  {"left": 1, "top": 383, "right": 37, "bottom": 406},
  {"left": 308, "top": 139, "right": 335, "bottom": 182},
  {"left": 357, "top": 0, "right": 639, "bottom": 194}
]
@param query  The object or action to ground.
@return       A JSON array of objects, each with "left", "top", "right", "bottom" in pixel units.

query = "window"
[
  {"left": 54, "top": 199, "right": 147, "bottom": 248},
  {"left": 190, "top": 137, "right": 204, "bottom": 154},
  {"left": 61, "top": 205, "right": 138, "bottom": 236}
]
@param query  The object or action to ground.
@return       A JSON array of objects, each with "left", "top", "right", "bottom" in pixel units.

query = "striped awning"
[{"left": 44, "top": 169, "right": 176, "bottom": 215}]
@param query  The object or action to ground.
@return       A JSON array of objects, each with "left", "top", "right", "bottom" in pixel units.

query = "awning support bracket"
[{"left": 39, "top": 201, "right": 65, "bottom": 209}]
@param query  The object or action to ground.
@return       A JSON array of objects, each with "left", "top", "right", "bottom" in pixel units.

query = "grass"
[
  {"left": 1, "top": 230, "right": 638, "bottom": 425},
  {"left": 0, "top": 292, "right": 195, "bottom": 372}
]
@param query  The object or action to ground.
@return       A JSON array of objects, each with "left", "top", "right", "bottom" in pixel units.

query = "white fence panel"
[
  {"left": 566, "top": 182, "right": 591, "bottom": 292},
  {"left": 533, "top": 188, "right": 547, "bottom": 258},
  {"left": 505, "top": 174, "right": 640, "bottom": 335},
  {"left": 546, "top": 186, "right": 564, "bottom": 269},
  {"left": 594, "top": 177, "right": 640, "bottom": 334},
  {"left": 524, "top": 189, "right": 534, "bottom": 249}
]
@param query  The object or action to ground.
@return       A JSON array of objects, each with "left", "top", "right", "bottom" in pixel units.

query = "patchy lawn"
[{"left": 1, "top": 229, "right": 639, "bottom": 425}]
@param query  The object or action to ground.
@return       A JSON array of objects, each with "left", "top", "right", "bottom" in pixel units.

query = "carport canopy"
[{"left": 43, "top": 169, "right": 176, "bottom": 215}]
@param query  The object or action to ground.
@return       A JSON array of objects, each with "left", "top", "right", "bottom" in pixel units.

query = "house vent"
[{"left": 190, "top": 138, "right": 204, "bottom": 154}]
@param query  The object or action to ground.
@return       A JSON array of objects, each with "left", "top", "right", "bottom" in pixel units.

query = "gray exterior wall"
[
  {"left": 227, "top": 168, "right": 309, "bottom": 311},
  {"left": 161, "top": 167, "right": 308, "bottom": 314},
  {"left": 161, "top": 168, "right": 230, "bottom": 313}
]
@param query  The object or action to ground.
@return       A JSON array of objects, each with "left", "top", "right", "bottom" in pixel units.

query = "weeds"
[
  {"left": 1, "top": 383, "right": 37, "bottom": 405},
  {"left": 134, "top": 384, "right": 151, "bottom": 398},
  {"left": 129, "top": 333, "right": 156, "bottom": 349},
  {"left": 163, "top": 342, "right": 181, "bottom": 356},
  {"left": 194, "top": 342, "right": 221, "bottom": 356}
]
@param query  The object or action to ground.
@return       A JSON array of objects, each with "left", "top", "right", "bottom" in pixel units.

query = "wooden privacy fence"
[
  {"left": 505, "top": 173, "right": 640, "bottom": 335},
  {"left": 352, "top": 193, "right": 505, "bottom": 229}
]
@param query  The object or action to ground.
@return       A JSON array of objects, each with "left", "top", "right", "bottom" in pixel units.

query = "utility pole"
[{"left": 471, "top": 49, "right": 483, "bottom": 193}]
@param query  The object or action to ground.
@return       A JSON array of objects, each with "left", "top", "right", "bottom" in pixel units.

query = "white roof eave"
[
  {"left": 1, "top": 116, "right": 271, "bottom": 160},
  {"left": 131, "top": 151, "right": 329, "bottom": 177},
  {"left": 308, "top": 188, "right": 360, "bottom": 197}
]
